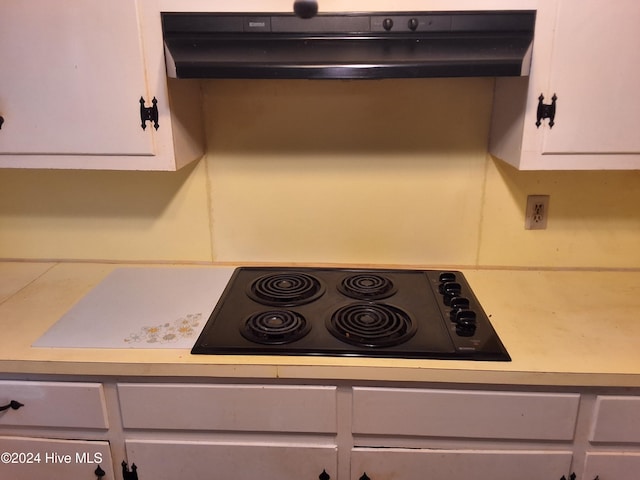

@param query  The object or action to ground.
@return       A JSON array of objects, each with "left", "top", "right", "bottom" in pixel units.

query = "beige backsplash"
[{"left": 1, "top": 78, "right": 640, "bottom": 268}]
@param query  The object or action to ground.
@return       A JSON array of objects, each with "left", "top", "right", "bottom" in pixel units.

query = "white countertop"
[{"left": 1, "top": 261, "right": 640, "bottom": 387}]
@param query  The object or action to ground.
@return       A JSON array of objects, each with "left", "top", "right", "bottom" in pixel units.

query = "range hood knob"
[
  {"left": 408, "top": 18, "right": 419, "bottom": 31},
  {"left": 383, "top": 18, "right": 394, "bottom": 31},
  {"left": 294, "top": 0, "right": 318, "bottom": 19}
]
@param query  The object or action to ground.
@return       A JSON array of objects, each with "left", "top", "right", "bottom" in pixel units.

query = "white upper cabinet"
[
  {"left": 0, "top": 0, "right": 203, "bottom": 170},
  {"left": 0, "top": 1, "right": 150, "bottom": 156},
  {"left": 490, "top": 0, "right": 640, "bottom": 170}
]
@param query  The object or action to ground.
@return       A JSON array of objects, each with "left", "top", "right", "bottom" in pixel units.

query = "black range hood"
[{"left": 162, "top": 11, "right": 535, "bottom": 80}]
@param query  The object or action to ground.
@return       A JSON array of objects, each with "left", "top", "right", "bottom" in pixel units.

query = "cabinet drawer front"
[
  {"left": 590, "top": 395, "right": 640, "bottom": 443},
  {"left": 353, "top": 387, "right": 579, "bottom": 440},
  {"left": 126, "top": 440, "right": 337, "bottom": 480},
  {"left": 584, "top": 452, "right": 640, "bottom": 480},
  {"left": 352, "top": 448, "right": 573, "bottom": 480},
  {"left": 0, "top": 436, "right": 114, "bottom": 480},
  {"left": 0, "top": 381, "right": 108, "bottom": 429},
  {"left": 118, "top": 384, "right": 337, "bottom": 432}
]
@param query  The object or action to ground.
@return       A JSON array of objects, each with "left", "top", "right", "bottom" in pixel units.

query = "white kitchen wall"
[
  {"left": 204, "top": 78, "right": 492, "bottom": 265},
  {"left": 479, "top": 160, "right": 640, "bottom": 267},
  {"left": 0, "top": 164, "right": 211, "bottom": 262}
]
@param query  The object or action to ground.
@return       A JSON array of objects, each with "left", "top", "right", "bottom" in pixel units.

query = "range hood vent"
[{"left": 162, "top": 11, "right": 536, "bottom": 80}]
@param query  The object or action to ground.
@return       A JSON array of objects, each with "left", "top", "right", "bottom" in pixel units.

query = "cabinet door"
[
  {"left": 0, "top": 436, "right": 114, "bottom": 480},
  {"left": 589, "top": 395, "right": 640, "bottom": 443},
  {"left": 541, "top": 0, "right": 640, "bottom": 156},
  {"left": 583, "top": 452, "right": 640, "bottom": 480},
  {"left": 490, "top": 0, "right": 640, "bottom": 169},
  {"left": 0, "top": 0, "right": 152, "bottom": 157},
  {"left": 351, "top": 448, "right": 573, "bottom": 480},
  {"left": 126, "top": 440, "right": 337, "bottom": 480}
]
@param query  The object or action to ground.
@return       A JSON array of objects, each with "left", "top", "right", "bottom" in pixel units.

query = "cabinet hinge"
[
  {"left": 536, "top": 93, "right": 557, "bottom": 128},
  {"left": 140, "top": 96, "right": 159, "bottom": 131},
  {"left": 122, "top": 461, "right": 138, "bottom": 480}
]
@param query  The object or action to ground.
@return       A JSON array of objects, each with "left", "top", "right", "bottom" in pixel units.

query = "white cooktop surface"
[{"left": 33, "top": 267, "right": 235, "bottom": 349}]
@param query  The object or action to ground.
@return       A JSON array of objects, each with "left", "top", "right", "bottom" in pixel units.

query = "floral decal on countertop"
[{"left": 124, "top": 313, "right": 203, "bottom": 345}]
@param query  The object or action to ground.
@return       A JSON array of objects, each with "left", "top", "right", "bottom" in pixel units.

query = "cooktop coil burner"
[
  {"left": 241, "top": 310, "right": 310, "bottom": 344},
  {"left": 327, "top": 302, "right": 416, "bottom": 347},
  {"left": 338, "top": 273, "right": 397, "bottom": 300},
  {"left": 192, "top": 267, "right": 511, "bottom": 361},
  {"left": 248, "top": 272, "right": 325, "bottom": 306}
]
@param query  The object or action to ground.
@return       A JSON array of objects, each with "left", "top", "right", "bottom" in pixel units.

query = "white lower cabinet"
[
  {"left": 115, "top": 384, "right": 584, "bottom": 480},
  {"left": 117, "top": 383, "right": 337, "bottom": 433},
  {"left": 352, "top": 387, "right": 580, "bottom": 441},
  {"left": 7, "top": 380, "right": 640, "bottom": 480},
  {"left": 0, "top": 380, "right": 109, "bottom": 429},
  {"left": 0, "top": 381, "right": 113, "bottom": 479},
  {"left": 352, "top": 449, "right": 573, "bottom": 480},
  {"left": 589, "top": 395, "right": 640, "bottom": 443},
  {"left": 583, "top": 452, "right": 640, "bottom": 480},
  {"left": 584, "top": 395, "right": 640, "bottom": 480},
  {"left": 125, "top": 440, "right": 337, "bottom": 480},
  {"left": 118, "top": 383, "right": 339, "bottom": 479},
  {"left": 0, "top": 436, "right": 114, "bottom": 480},
  {"left": 351, "top": 387, "right": 577, "bottom": 480}
]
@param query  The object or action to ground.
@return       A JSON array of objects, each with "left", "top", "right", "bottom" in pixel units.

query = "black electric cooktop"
[{"left": 191, "top": 267, "right": 510, "bottom": 361}]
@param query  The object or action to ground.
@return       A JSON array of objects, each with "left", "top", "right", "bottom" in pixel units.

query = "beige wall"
[{"left": 1, "top": 78, "right": 640, "bottom": 268}]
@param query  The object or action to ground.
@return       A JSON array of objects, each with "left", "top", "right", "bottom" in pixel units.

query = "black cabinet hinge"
[
  {"left": 122, "top": 461, "right": 138, "bottom": 480},
  {"left": 560, "top": 473, "right": 576, "bottom": 480},
  {"left": 140, "top": 96, "right": 159, "bottom": 131},
  {"left": 536, "top": 93, "right": 557, "bottom": 128}
]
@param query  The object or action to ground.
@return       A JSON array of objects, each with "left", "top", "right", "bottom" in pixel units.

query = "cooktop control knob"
[
  {"left": 408, "top": 18, "right": 419, "bottom": 31},
  {"left": 439, "top": 280, "right": 460, "bottom": 295},
  {"left": 450, "top": 297, "right": 470, "bottom": 310},
  {"left": 454, "top": 310, "right": 477, "bottom": 337},
  {"left": 441, "top": 282, "right": 462, "bottom": 305},
  {"left": 452, "top": 309, "right": 476, "bottom": 324},
  {"left": 383, "top": 18, "right": 394, "bottom": 31},
  {"left": 456, "top": 319, "right": 477, "bottom": 337},
  {"left": 449, "top": 303, "right": 472, "bottom": 323},
  {"left": 438, "top": 272, "right": 456, "bottom": 283}
]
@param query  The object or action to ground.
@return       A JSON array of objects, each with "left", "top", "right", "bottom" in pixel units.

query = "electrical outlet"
[{"left": 525, "top": 195, "right": 550, "bottom": 230}]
